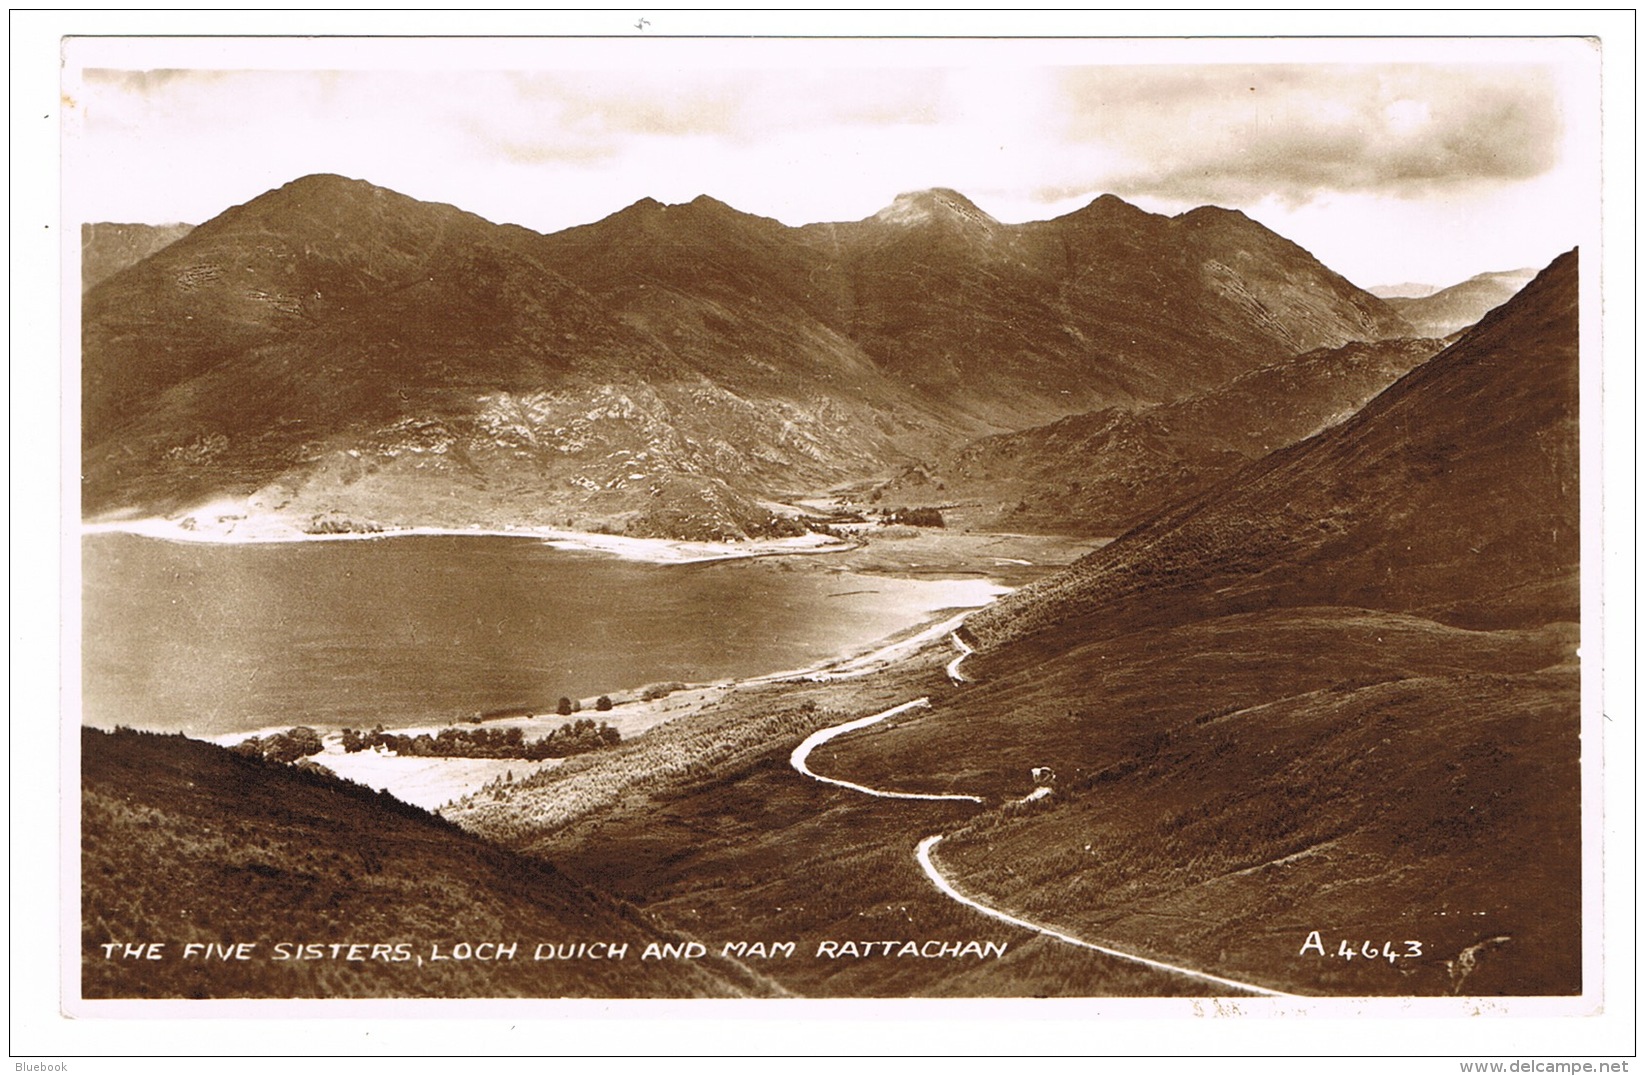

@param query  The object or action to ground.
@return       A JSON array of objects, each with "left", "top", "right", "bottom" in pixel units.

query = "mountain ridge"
[{"left": 83, "top": 174, "right": 1416, "bottom": 539}]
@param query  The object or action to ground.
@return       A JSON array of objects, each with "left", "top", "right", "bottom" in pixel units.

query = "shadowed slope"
[{"left": 82, "top": 726, "right": 774, "bottom": 998}]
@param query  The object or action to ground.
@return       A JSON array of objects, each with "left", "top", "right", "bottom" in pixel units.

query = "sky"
[{"left": 63, "top": 35, "right": 1600, "bottom": 289}]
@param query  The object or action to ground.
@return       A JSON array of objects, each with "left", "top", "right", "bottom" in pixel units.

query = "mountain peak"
[
  {"left": 1176, "top": 204, "right": 1254, "bottom": 227},
  {"left": 1053, "top": 192, "right": 1159, "bottom": 227},
  {"left": 278, "top": 172, "right": 375, "bottom": 193},
  {"left": 1086, "top": 193, "right": 1142, "bottom": 212},
  {"left": 872, "top": 188, "right": 1000, "bottom": 231},
  {"left": 258, "top": 173, "right": 404, "bottom": 211}
]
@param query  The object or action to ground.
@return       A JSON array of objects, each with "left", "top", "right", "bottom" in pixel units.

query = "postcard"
[{"left": 14, "top": 10, "right": 1634, "bottom": 1061}]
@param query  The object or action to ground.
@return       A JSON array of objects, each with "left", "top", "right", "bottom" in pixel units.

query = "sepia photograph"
[{"left": 14, "top": 9, "right": 1633, "bottom": 1061}]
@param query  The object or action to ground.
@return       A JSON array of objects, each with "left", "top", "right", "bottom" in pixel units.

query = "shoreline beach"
[{"left": 81, "top": 512, "right": 855, "bottom": 565}]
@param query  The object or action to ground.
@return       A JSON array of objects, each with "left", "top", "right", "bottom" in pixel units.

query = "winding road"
[
  {"left": 944, "top": 631, "right": 974, "bottom": 683},
  {"left": 789, "top": 632, "right": 1297, "bottom": 999},
  {"left": 789, "top": 698, "right": 982, "bottom": 803}
]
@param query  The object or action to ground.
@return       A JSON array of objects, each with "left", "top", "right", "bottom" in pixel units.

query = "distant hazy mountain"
[
  {"left": 888, "top": 336, "right": 1445, "bottom": 536},
  {"left": 1368, "top": 281, "right": 1439, "bottom": 299},
  {"left": 80, "top": 222, "right": 193, "bottom": 291},
  {"left": 82, "top": 174, "right": 1413, "bottom": 538},
  {"left": 1384, "top": 267, "right": 1539, "bottom": 337}
]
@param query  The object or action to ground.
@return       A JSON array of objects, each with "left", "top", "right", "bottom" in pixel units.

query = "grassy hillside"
[
  {"left": 818, "top": 610, "right": 1579, "bottom": 995},
  {"left": 966, "top": 250, "right": 1578, "bottom": 650},
  {"left": 450, "top": 672, "right": 1248, "bottom": 997}
]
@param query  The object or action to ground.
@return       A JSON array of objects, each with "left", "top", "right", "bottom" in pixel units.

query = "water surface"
[{"left": 81, "top": 533, "right": 996, "bottom": 735}]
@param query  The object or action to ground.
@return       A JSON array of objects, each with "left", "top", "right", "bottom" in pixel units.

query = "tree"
[
  {"left": 595, "top": 695, "right": 613, "bottom": 712},
  {"left": 557, "top": 697, "right": 574, "bottom": 716}
]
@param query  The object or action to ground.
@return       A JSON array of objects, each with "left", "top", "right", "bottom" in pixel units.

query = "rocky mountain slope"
[
  {"left": 1384, "top": 267, "right": 1538, "bottom": 337},
  {"left": 83, "top": 175, "right": 1412, "bottom": 538}
]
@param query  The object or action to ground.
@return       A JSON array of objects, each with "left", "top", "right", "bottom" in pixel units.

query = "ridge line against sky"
[{"left": 63, "top": 36, "right": 1599, "bottom": 290}]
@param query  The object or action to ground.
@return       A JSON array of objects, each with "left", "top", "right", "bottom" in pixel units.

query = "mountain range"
[{"left": 83, "top": 174, "right": 1416, "bottom": 538}]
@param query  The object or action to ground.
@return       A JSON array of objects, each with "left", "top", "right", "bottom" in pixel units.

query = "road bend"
[
  {"left": 944, "top": 631, "right": 974, "bottom": 684},
  {"left": 789, "top": 698, "right": 982, "bottom": 803},
  {"left": 916, "top": 834, "right": 1298, "bottom": 998}
]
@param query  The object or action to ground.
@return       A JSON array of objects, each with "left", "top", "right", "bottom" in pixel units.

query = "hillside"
[
  {"left": 1385, "top": 267, "right": 1538, "bottom": 337},
  {"left": 81, "top": 222, "right": 194, "bottom": 291},
  {"left": 810, "top": 251, "right": 1581, "bottom": 995},
  {"left": 81, "top": 726, "right": 773, "bottom": 998},
  {"left": 888, "top": 336, "right": 1443, "bottom": 536},
  {"left": 83, "top": 175, "right": 1411, "bottom": 538}
]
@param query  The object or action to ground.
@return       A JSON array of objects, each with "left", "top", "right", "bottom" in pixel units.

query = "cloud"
[
  {"left": 1055, "top": 65, "right": 1564, "bottom": 206},
  {"left": 466, "top": 69, "right": 942, "bottom": 160}
]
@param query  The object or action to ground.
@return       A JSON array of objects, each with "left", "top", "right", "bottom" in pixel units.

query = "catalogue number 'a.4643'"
[{"left": 1299, "top": 931, "right": 1422, "bottom": 963}]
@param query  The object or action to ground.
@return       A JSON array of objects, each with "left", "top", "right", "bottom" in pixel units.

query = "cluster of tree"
[
  {"left": 340, "top": 718, "right": 620, "bottom": 760},
  {"left": 230, "top": 726, "right": 325, "bottom": 763},
  {"left": 882, "top": 506, "right": 945, "bottom": 528}
]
